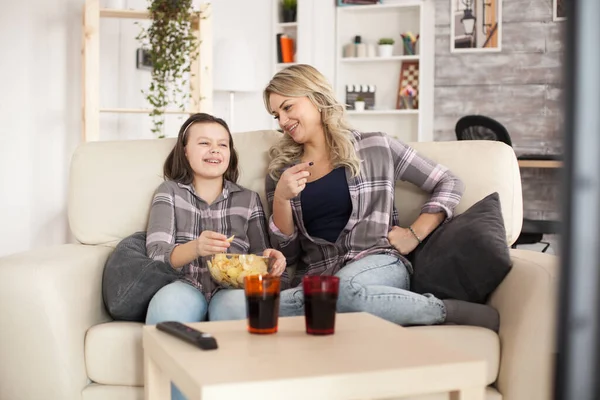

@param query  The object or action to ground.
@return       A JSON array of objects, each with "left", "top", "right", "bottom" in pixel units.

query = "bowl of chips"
[{"left": 207, "top": 253, "right": 272, "bottom": 289}]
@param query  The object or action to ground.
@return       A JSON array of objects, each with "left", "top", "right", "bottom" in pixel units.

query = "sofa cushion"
[
  {"left": 408, "top": 325, "right": 500, "bottom": 385},
  {"left": 85, "top": 322, "right": 144, "bottom": 386},
  {"left": 82, "top": 384, "right": 143, "bottom": 400},
  {"left": 398, "top": 387, "right": 501, "bottom": 400},
  {"left": 411, "top": 192, "right": 512, "bottom": 303},
  {"left": 102, "top": 231, "right": 182, "bottom": 322},
  {"left": 85, "top": 322, "right": 499, "bottom": 388},
  {"left": 69, "top": 134, "right": 521, "bottom": 247}
]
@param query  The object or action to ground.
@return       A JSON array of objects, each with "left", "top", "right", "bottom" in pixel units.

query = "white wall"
[
  {"left": 0, "top": 0, "right": 335, "bottom": 257},
  {"left": 0, "top": 0, "right": 82, "bottom": 257}
]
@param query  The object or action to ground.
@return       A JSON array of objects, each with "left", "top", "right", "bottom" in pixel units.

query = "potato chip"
[{"left": 208, "top": 253, "right": 270, "bottom": 288}]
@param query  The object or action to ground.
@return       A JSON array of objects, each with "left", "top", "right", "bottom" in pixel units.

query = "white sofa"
[{"left": 0, "top": 130, "right": 557, "bottom": 400}]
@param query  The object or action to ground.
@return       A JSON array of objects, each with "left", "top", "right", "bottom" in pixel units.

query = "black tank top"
[{"left": 300, "top": 167, "right": 352, "bottom": 243}]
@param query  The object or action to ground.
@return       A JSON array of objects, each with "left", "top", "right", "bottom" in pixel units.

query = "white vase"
[
  {"left": 354, "top": 101, "right": 366, "bottom": 112},
  {"left": 378, "top": 44, "right": 394, "bottom": 58}
]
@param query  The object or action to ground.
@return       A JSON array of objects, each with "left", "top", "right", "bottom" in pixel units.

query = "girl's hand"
[
  {"left": 274, "top": 162, "right": 313, "bottom": 201},
  {"left": 388, "top": 226, "right": 420, "bottom": 255},
  {"left": 195, "top": 231, "right": 230, "bottom": 257},
  {"left": 263, "top": 248, "right": 287, "bottom": 276}
]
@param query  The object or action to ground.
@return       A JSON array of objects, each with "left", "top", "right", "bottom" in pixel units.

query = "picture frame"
[
  {"left": 136, "top": 48, "right": 153, "bottom": 71},
  {"left": 451, "top": 0, "right": 502, "bottom": 53},
  {"left": 553, "top": 0, "right": 566, "bottom": 21}
]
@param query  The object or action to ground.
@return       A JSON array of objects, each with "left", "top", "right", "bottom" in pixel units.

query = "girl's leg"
[
  {"left": 208, "top": 289, "right": 246, "bottom": 321},
  {"left": 207, "top": 286, "right": 306, "bottom": 320},
  {"left": 335, "top": 254, "right": 446, "bottom": 326},
  {"left": 146, "top": 281, "right": 209, "bottom": 324},
  {"left": 279, "top": 286, "right": 305, "bottom": 317},
  {"left": 145, "top": 280, "right": 208, "bottom": 400}
]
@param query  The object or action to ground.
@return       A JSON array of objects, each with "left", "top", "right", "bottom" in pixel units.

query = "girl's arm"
[
  {"left": 146, "top": 183, "right": 228, "bottom": 269},
  {"left": 146, "top": 184, "right": 186, "bottom": 269}
]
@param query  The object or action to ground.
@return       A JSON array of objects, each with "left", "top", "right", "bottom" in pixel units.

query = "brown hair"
[{"left": 164, "top": 113, "right": 239, "bottom": 184}]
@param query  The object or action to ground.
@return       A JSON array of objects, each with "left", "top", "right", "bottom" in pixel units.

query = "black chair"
[{"left": 454, "top": 115, "right": 561, "bottom": 252}]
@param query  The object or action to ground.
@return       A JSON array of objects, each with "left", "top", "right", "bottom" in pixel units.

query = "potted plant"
[
  {"left": 377, "top": 38, "right": 395, "bottom": 57},
  {"left": 136, "top": 0, "right": 199, "bottom": 137},
  {"left": 354, "top": 95, "right": 366, "bottom": 112},
  {"left": 282, "top": 0, "right": 297, "bottom": 23}
]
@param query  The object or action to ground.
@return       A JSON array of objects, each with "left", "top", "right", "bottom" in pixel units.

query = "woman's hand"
[
  {"left": 274, "top": 162, "right": 313, "bottom": 201},
  {"left": 263, "top": 248, "right": 287, "bottom": 276},
  {"left": 388, "top": 226, "right": 420, "bottom": 255},
  {"left": 195, "top": 231, "right": 230, "bottom": 257}
]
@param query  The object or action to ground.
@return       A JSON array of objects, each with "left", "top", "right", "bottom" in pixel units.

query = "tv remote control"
[{"left": 156, "top": 321, "right": 218, "bottom": 350}]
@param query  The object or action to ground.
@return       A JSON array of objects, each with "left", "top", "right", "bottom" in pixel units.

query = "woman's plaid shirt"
[{"left": 266, "top": 131, "right": 465, "bottom": 286}]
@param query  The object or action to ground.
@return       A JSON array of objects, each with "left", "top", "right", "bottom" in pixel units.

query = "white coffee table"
[{"left": 143, "top": 312, "right": 486, "bottom": 400}]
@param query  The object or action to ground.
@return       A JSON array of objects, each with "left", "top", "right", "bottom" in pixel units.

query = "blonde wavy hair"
[{"left": 263, "top": 64, "right": 361, "bottom": 180}]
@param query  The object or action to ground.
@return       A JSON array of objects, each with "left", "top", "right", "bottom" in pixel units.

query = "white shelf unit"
[
  {"left": 335, "top": 1, "right": 435, "bottom": 143},
  {"left": 272, "top": 0, "right": 302, "bottom": 74},
  {"left": 271, "top": 0, "right": 312, "bottom": 129}
]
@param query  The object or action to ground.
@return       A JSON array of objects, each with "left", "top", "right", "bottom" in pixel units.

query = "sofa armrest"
[
  {"left": 489, "top": 248, "right": 558, "bottom": 400},
  {"left": 0, "top": 244, "right": 114, "bottom": 400}
]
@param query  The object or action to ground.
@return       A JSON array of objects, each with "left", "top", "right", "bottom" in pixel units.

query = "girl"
[
  {"left": 263, "top": 64, "right": 499, "bottom": 332},
  {"left": 145, "top": 113, "right": 286, "bottom": 326}
]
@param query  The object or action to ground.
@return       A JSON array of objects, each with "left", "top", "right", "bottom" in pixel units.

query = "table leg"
[
  {"left": 449, "top": 386, "right": 485, "bottom": 400},
  {"left": 144, "top": 353, "right": 171, "bottom": 400}
]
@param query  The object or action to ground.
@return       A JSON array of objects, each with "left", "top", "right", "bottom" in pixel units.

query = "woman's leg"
[
  {"left": 208, "top": 289, "right": 246, "bottom": 321},
  {"left": 145, "top": 280, "right": 208, "bottom": 400},
  {"left": 335, "top": 254, "right": 446, "bottom": 326}
]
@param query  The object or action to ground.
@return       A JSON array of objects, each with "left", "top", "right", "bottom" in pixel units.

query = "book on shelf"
[
  {"left": 276, "top": 34, "right": 295, "bottom": 64},
  {"left": 337, "top": 0, "right": 381, "bottom": 6}
]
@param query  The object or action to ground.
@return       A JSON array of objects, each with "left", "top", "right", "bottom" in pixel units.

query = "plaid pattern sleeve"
[
  {"left": 146, "top": 182, "right": 178, "bottom": 268},
  {"left": 387, "top": 134, "right": 465, "bottom": 220},
  {"left": 265, "top": 175, "right": 301, "bottom": 263},
  {"left": 246, "top": 192, "right": 270, "bottom": 255}
]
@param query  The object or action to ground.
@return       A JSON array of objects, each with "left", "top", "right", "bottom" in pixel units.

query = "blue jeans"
[
  {"left": 280, "top": 254, "right": 446, "bottom": 325},
  {"left": 145, "top": 281, "right": 246, "bottom": 400}
]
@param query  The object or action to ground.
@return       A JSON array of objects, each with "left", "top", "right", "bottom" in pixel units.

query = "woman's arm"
[
  {"left": 387, "top": 135, "right": 465, "bottom": 252},
  {"left": 245, "top": 191, "right": 289, "bottom": 281},
  {"left": 388, "top": 212, "right": 445, "bottom": 255},
  {"left": 246, "top": 192, "right": 270, "bottom": 255},
  {"left": 269, "top": 162, "right": 312, "bottom": 235},
  {"left": 265, "top": 174, "right": 301, "bottom": 267},
  {"left": 389, "top": 135, "right": 464, "bottom": 222}
]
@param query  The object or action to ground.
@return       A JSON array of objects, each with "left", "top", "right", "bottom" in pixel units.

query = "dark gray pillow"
[
  {"left": 410, "top": 192, "right": 512, "bottom": 304},
  {"left": 102, "top": 231, "right": 183, "bottom": 321}
]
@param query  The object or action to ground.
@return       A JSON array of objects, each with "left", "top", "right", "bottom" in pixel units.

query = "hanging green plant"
[{"left": 136, "top": 0, "right": 199, "bottom": 138}]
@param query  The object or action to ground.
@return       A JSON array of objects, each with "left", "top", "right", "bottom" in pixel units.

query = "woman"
[{"left": 264, "top": 64, "right": 498, "bottom": 331}]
